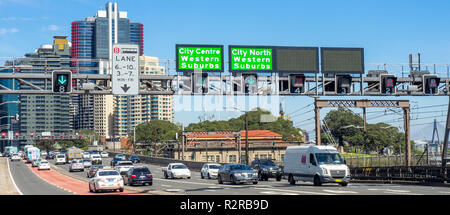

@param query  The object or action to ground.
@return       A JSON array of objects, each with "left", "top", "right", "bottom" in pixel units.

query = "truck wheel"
[
  {"left": 201, "top": 173, "right": 204, "bottom": 179},
  {"left": 289, "top": 174, "right": 295, "bottom": 185},
  {"left": 313, "top": 175, "right": 322, "bottom": 186},
  {"left": 207, "top": 173, "right": 211, "bottom": 179},
  {"left": 276, "top": 176, "right": 282, "bottom": 181},
  {"left": 218, "top": 175, "right": 223, "bottom": 184},
  {"left": 119, "top": 188, "right": 124, "bottom": 192},
  {"left": 340, "top": 182, "right": 348, "bottom": 187},
  {"left": 164, "top": 172, "right": 168, "bottom": 179}
]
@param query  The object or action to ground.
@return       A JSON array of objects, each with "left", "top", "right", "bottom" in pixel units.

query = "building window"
[{"left": 229, "top": 155, "right": 236, "bottom": 163}]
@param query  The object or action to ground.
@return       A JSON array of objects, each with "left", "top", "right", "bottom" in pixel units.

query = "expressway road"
[{"left": 47, "top": 156, "right": 450, "bottom": 195}]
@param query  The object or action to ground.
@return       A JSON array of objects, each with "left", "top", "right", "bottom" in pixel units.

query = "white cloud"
[
  {"left": 42, "top": 24, "right": 59, "bottom": 31},
  {"left": 0, "top": 28, "right": 19, "bottom": 35}
]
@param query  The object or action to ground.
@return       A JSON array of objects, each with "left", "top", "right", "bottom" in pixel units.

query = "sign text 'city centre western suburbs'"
[
  {"left": 229, "top": 46, "right": 273, "bottom": 72},
  {"left": 176, "top": 44, "right": 224, "bottom": 72}
]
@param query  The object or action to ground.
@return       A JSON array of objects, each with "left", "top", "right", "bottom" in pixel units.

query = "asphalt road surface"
[
  {"left": 47, "top": 156, "right": 450, "bottom": 195},
  {"left": 8, "top": 159, "right": 73, "bottom": 195}
]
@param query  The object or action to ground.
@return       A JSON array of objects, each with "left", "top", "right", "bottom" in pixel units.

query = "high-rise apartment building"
[
  {"left": 114, "top": 56, "right": 173, "bottom": 137},
  {"left": 71, "top": 2, "right": 144, "bottom": 134},
  {"left": 18, "top": 36, "right": 72, "bottom": 144}
]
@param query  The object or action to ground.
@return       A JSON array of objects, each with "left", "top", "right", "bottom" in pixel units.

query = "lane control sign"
[{"left": 112, "top": 44, "right": 139, "bottom": 95}]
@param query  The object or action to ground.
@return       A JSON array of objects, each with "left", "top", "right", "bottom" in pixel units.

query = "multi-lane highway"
[{"left": 33, "top": 156, "right": 450, "bottom": 195}]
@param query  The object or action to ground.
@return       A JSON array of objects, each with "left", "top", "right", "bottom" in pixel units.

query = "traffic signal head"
[
  {"left": 52, "top": 70, "right": 72, "bottom": 93},
  {"left": 289, "top": 74, "right": 305, "bottom": 94},
  {"left": 243, "top": 74, "right": 258, "bottom": 94},
  {"left": 336, "top": 75, "right": 352, "bottom": 94},
  {"left": 423, "top": 75, "right": 440, "bottom": 94},
  {"left": 381, "top": 74, "right": 397, "bottom": 94},
  {"left": 191, "top": 72, "right": 208, "bottom": 94}
]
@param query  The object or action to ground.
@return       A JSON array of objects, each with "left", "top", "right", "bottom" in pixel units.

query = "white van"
[{"left": 283, "top": 145, "right": 350, "bottom": 186}]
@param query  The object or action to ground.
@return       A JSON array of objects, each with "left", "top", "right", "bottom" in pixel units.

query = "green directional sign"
[
  {"left": 229, "top": 46, "right": 273, "bottom": 72},
  {"left": 176, "top": 44, "right": 224, "bottom": 72}
]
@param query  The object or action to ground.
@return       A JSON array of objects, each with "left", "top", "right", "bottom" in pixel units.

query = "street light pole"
[{"left": 245, "top": 111, "right": 249, "bottom": 165}]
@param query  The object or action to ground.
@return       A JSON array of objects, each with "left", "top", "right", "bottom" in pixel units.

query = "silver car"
[
  {"left": 69, "top": 159, "right": 84, "bottom": 172},
  {"left": 218, "top": 163, "right": 258, "bottom": 185}
]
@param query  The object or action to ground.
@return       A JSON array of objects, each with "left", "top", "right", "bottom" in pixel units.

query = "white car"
[
  {"left": 38, "top": 160, "right": 51, "bottom": 170},
  {"left": 201, "top": 163, "right": 221, "bottom": 179},
  {"left": 10, "top": 153, "right": 21, "bottom": 162},
  {"left": 69, "top": 159, "right": 84, "bottom": 172},
  {"left": 90, "top": 154, "right": 102, "bottom": 165},
  {"left": 162, "top": 163, "right": 191, "bottom": 179},
  {"left": 100, "top": 151, "right": 108, "bottom": 158},
  {"left": 82, "top": 152, "right": 91, "bottom": 159},
  {"left": 55, "top": 154, "right": 66, "bottom": 165},
  {"left": 114, "top": 161, "right": 134, "bottom": 174},
  {"left": 89, "top": 169, "right": 124, "bottom": 193},
  {"left": 83, "top": 159, "right": 92, "bottom": 168}
]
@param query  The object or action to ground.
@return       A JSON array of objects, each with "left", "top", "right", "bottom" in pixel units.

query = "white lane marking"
[
  {"left": 367, "top": 188, "right": 423, "bottom": 195},
  {"left": 260, "top": 191, "right": 300, "bottom": 195},
  {"left": 7, "top": 159, "right": 23, "bottom": 195},
  {"left": 254, "top": 187, "right": 335, "bottom": 195},
  {"left": 439, "top": 191, "right": 450, "bottom": 194},
  {"left": 165, "top": 189, "right": 184, "bottom": 192},
  {"left": 160, "top": 184, "right": 171, "bottom": 187},
  {"left": 322, "top": 189, "right": 358, "bottom": 194}
]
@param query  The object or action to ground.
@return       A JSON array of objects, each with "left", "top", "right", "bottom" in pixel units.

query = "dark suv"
[
  {"left": 123, "top": 166, "right": 153, "bottom": 186},
  {"left": 250, "top": 159, "right": 282, "bottom": 181}
]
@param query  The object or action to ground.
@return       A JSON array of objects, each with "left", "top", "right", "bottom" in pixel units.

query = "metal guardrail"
[{"left": 350, "top": 166, "right": 449, "bottom": 182}]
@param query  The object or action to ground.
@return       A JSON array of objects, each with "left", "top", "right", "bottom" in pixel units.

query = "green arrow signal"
[
  {"left": 58, "top": 75, "right": 67, "bottom": 85},
  {"left": 247, "top": 77, "right": 255, "bottom": 85}
]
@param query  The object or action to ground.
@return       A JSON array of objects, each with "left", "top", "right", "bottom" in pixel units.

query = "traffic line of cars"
[{"left": 87, "top": 153, "right": 152, "bottom": 193}]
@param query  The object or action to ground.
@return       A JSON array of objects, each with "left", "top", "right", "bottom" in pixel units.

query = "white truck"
[
  {"left": 283, "top": 145, "right": 350, "bottom": 186},
  {"left": 162, "top": 163, "right": 191, "bottom": 179}
]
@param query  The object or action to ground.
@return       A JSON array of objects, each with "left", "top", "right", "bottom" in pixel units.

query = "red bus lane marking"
[{"left": 26, "top": 163, "right": 137, "bottom": 195}]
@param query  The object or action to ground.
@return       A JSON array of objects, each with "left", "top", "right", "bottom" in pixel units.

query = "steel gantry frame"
[{"left": 314, "top": 98, "right": 412, "bottom": 166}]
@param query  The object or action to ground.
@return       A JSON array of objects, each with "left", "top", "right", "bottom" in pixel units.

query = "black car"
[
  {"left": 129, "top": 155, "right": 140, "bottom": 163},
  {"left": 250, "top": 159, "right": 282, "bottom": 181},
  {"left": 123, "top": 166, "right": 153, "bottom": 186},
  {"left": 110, "top": 158, "right": 123, "bottom": 167}
]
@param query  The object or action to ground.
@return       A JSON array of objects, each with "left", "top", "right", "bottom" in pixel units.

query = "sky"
[{"left": 1, "top": 0, "right": 450, "bottom": 140}]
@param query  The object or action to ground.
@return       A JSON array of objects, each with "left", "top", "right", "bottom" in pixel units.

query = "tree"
[
  {"left": 132, "top": 120, "right": 181, "bottom": 156},
  {"left": 185, "top": 108, "right": 304, "bottom": 142}
]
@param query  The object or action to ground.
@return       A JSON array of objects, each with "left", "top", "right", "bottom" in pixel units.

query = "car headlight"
[
  {"left": 262, "top": 168, "right": 269, "bottom": 172},
  {"left": 234, "top": 173, "right": 242, "bottom": 177},
  {"left": 321, "top": 168, "right": 329, "bottom": 175}
]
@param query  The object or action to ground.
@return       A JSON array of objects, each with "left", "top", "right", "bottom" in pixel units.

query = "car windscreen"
[
  {"left": 208, "top": 165, "right": 221, "bottom": 169},
  {"left": 83, "top": 159, "right": 90, "bottom": 162},
  {"left": 57, "top": 155, "right": 65, "bottom": 158},
  {"left": 91, "top": 165, "right": 103, "bottom": 169},
  {"left": 98, "top": 171, "right": 119, "bottom": 176},
  {"left": 260, "top": 160, "right": 276, "bottom": 166},
  {"left": 230, "top": 164, "right": 251, "bottom": 171},
  {"left": 130, "top": 156, "right": 138, "bottom": 159},
  {"left": 118, "top": 162, "right": 133, "bottom": 166},
  {"left": 40, "top": 161, "right": 48, "bottom": 164},
  {"left": 315, "top": 153, "right": 344, "bottom": 165},
  {"left": 92, "top": 156, "right": 101, "bottom": 159},
  {"left": 172, "top": 165, "right": 187, "bottom": 169},
  {"left": 72, "top": 160, "right": 82, "bottom": 163}
]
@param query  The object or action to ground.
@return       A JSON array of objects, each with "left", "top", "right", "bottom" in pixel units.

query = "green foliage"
[
  {"left": 324, "top": 108, "right": 407, "bottom": 155},
  {"left": 185, "top": 108, "right": 304, "bottom": 141},
  {"left": 132, "top": 120, "right": 181, "bottom": 154}
]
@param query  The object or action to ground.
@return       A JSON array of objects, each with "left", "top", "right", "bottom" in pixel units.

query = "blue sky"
[{"left": 1, "top": 0, "right": 450, "bottom": 140}]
